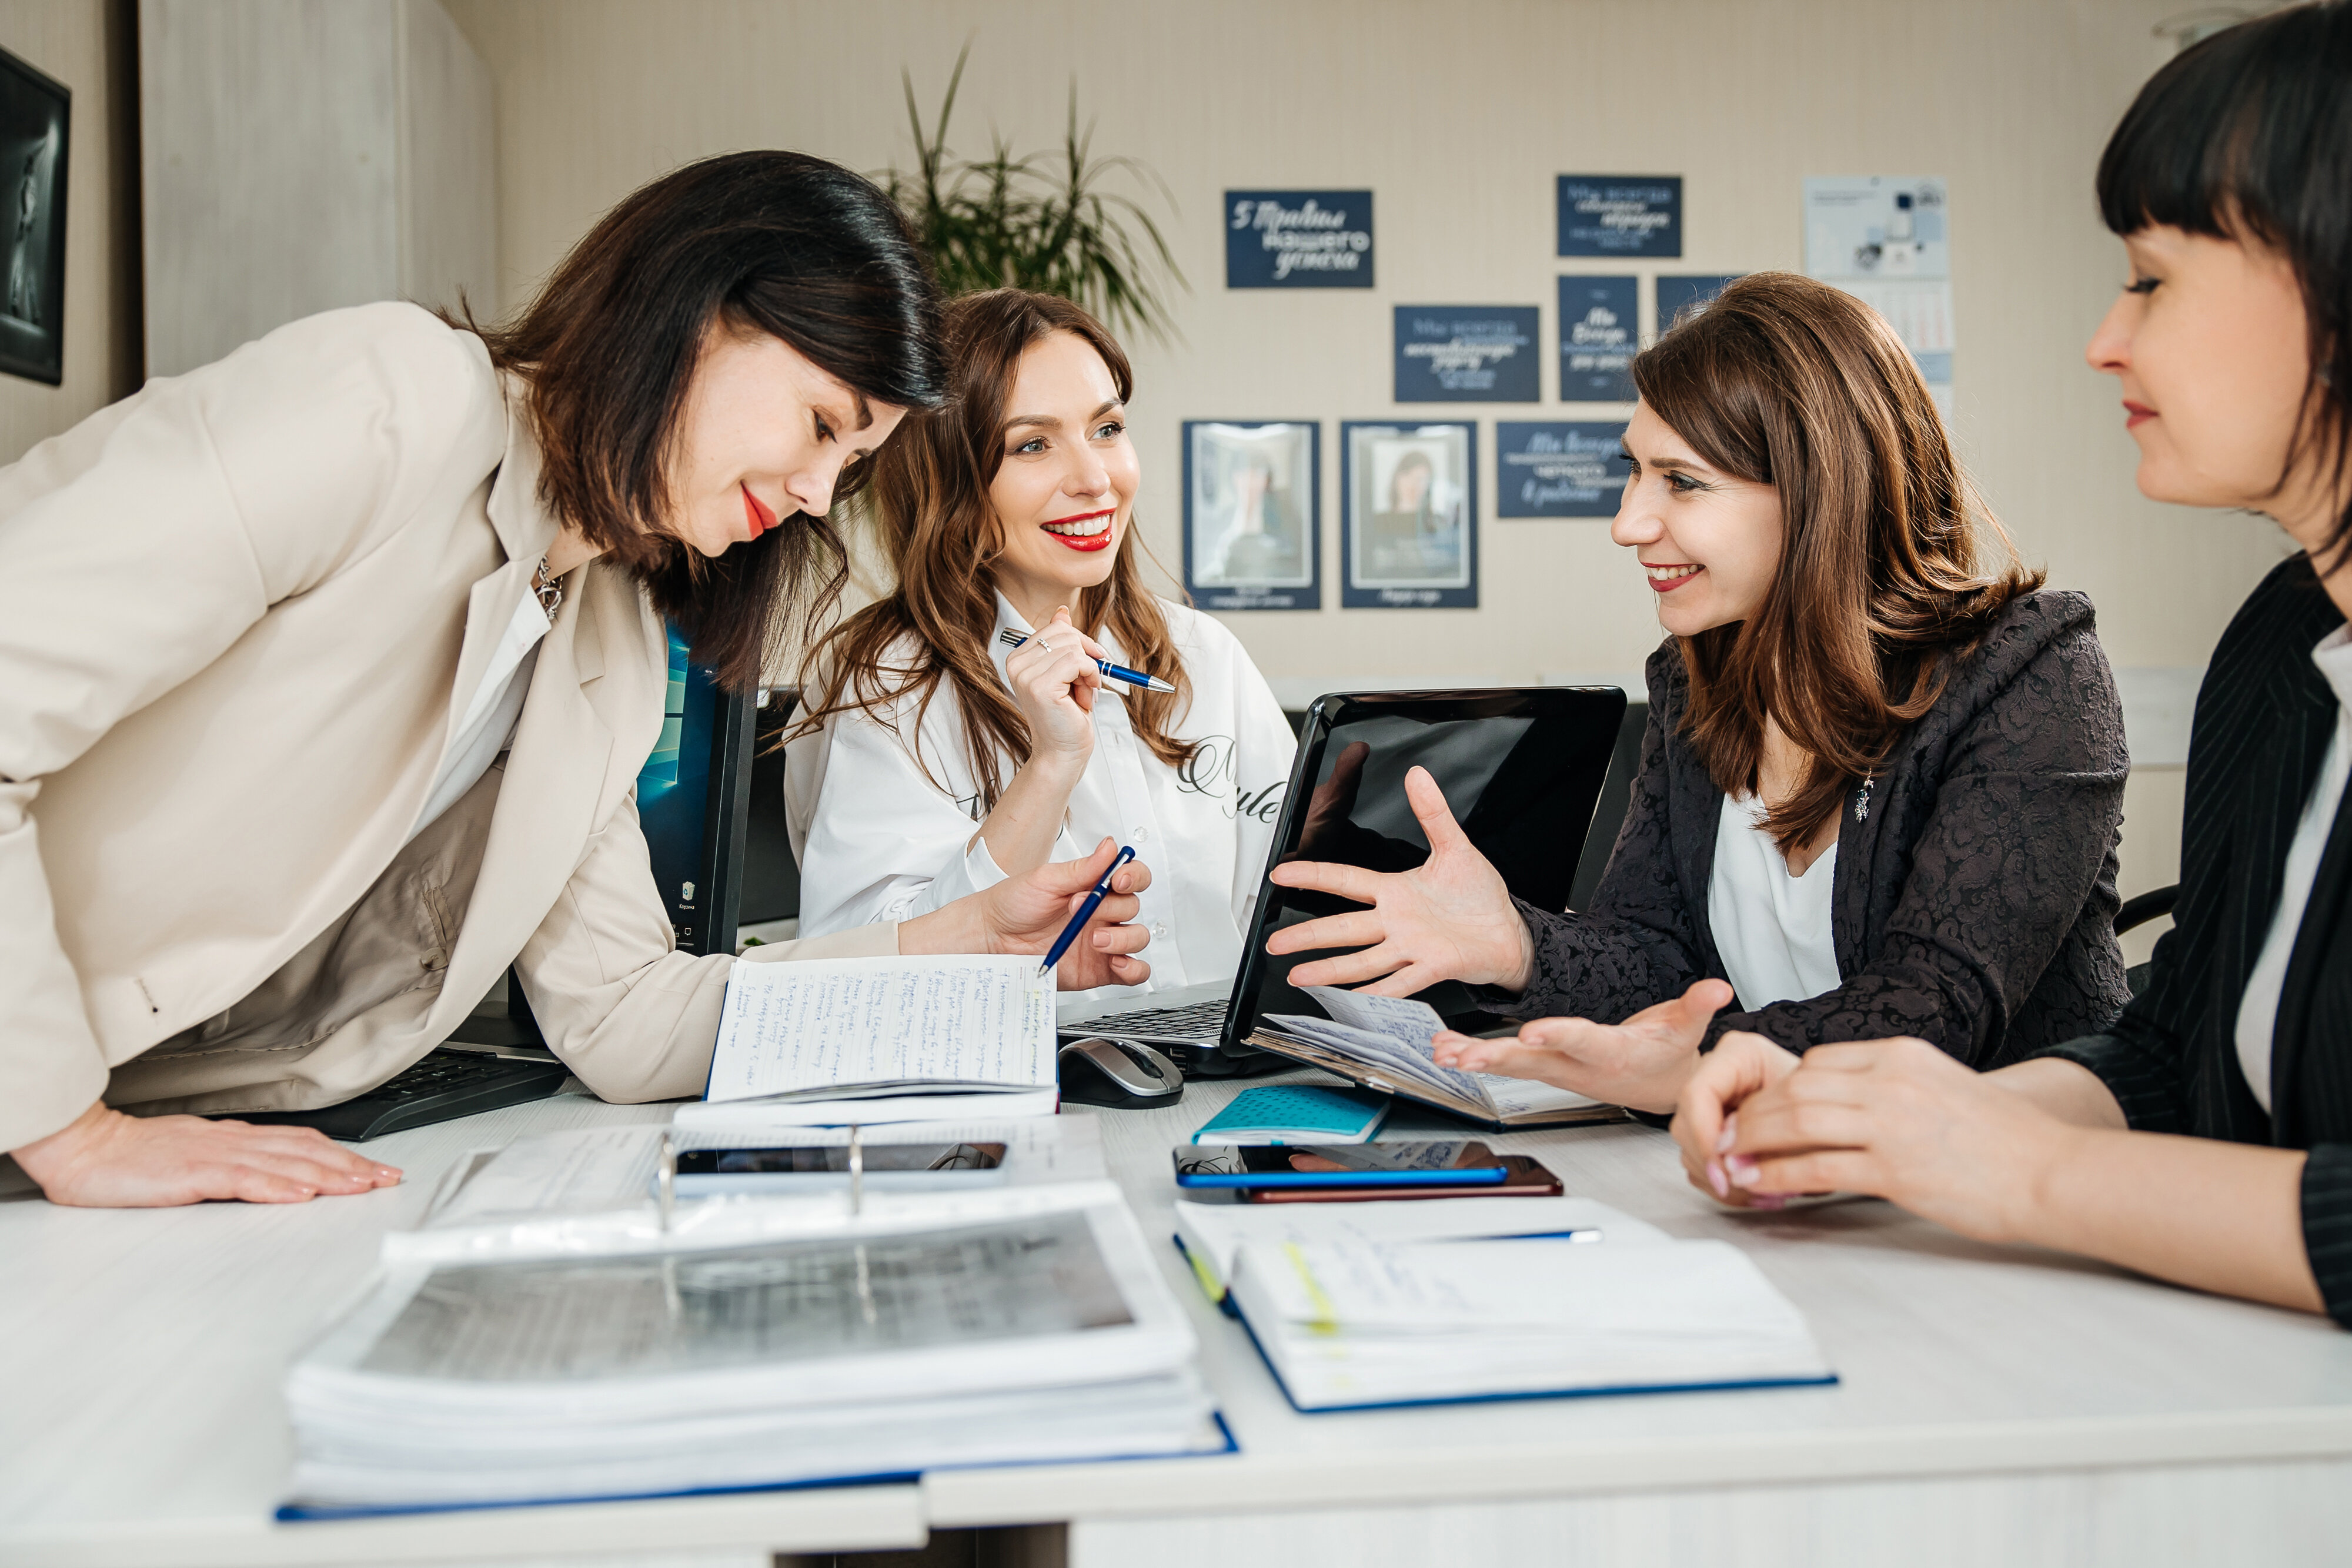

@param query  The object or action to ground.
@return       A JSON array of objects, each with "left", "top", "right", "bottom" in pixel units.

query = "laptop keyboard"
[{"left": 1070, "top": 999, "right": 1230, "bottom": 1039}]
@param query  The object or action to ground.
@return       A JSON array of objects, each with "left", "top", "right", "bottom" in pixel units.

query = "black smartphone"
[
  {"left": 671, "top": 1142, "right": 1008, "bottom": 1195},
  {"left": 1241, "top": 1152, "right": 1562, "bottom": 1203}
]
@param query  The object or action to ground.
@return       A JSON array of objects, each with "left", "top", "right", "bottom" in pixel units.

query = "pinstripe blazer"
[{"left": 2038, "top": 554, "right": 2352, "bottom": 1325}]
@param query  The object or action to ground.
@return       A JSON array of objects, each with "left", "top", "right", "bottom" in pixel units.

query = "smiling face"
[
  {"left": 664, "top": 327, "right": 906, "bottom": 556},
  {"left": 1611, "top": 400, "right": 1785, "bottom": 637},
  {"left": 986, "top": 329, "right": 1140, "bottom": 621},
  {"left": 2084, "top": 225, "right": 2328, "bottom": 544}
]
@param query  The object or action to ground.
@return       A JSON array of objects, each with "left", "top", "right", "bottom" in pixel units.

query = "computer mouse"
[{"left": 1057, "top": 1037, "right": 1184, "bottom": 1110}]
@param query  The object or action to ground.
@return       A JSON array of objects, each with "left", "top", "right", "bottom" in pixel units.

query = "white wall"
[{"left": 441, "top": 0, "right": 2249, "bottom": 910}]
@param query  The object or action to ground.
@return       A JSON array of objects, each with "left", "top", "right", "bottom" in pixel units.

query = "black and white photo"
[
  {"left": 0, "top": 48, "right": 66, "bottom": 386},
  {"left": 1341, "top": 421, "right": 1476, "bottom": 609},
  {"left": 1182, "top": 420, "right": 1320, "bottom": 610}
]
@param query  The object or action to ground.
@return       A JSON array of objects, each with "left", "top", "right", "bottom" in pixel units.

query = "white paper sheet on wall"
[{"left": 1803, "top": 175, "right": 1955, "bottom": 415}]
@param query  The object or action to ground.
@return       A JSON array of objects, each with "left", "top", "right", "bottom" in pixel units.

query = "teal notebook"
[{"left": 1190, "top": 1085, "right": 1391, "bottom": 1145}]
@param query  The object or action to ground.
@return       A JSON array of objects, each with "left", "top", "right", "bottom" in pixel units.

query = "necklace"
[
  {"left": 530, "top": 554, "right": 564, "bottom": 624},
  {"left": 1855, "top": 771, "right": 1875, "bottom": 823}
]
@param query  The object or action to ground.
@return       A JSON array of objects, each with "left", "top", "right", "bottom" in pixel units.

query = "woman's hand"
[
  {"left": 1265, "top": 765, "right": 1535, "bottom": 994},
  {"left": 1430, "top": 978, "right": 1733, "bottom": 1115},
  {"left": 1675, "top": 1034, "right": 2077, "bottom": 1239},
  {"left": 906, "top": 837, "right": 1154, "bottom": 991},
  {"left": 1003, "top": 606, "right": 1105, "bottom": 778},
  {"left": 11, "top": 1101, "right": 403, "bottom": 1207},
  {"left": 1670, "top": 1031, "right": 1803, "bottom": 1208}
]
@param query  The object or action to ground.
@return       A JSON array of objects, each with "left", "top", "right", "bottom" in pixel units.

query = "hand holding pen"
[{"left": 1000, "top": 618, "right": 1177, "bottom": 696}]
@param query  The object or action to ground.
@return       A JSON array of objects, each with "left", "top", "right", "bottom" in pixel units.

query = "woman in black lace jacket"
[
  {"left": 1268, "top": 271, "right": 2131, "bottom": 1115},
  {"left": 1673, "top": 2, "right": 2352, "bottom": 1324}
]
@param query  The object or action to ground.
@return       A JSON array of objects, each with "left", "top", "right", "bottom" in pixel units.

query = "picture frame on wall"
[
  {"left": 1182, "top": 420, "right": 1321, "bottom": 611},
  {"left": 0, "top": 47, "right": 68, "bottom": 386},
  {"left": 1340, "top": 421, "right": 1477, "bottom": 609}
]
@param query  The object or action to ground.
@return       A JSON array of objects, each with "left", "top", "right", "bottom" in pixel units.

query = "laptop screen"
[{"left": 1228, "top": 687, "right": 1626, "bottom": 1045}]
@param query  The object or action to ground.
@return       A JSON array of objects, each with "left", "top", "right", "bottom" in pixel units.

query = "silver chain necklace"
[{"left": 530, "top": 554, "right": 564, "bottom": 624}]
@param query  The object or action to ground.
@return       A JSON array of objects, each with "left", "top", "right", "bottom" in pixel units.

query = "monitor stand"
[{"left": 441, "top": 964, "right": 559, "bottom": 1060}]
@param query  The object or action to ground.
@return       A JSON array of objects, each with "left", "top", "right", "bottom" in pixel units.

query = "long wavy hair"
[
  {"left": 1635, "top": 272, "right": 2042, "bottom": 854},
  {"left": 795, "top": 289, "right": 1194, "bottom": 808}
]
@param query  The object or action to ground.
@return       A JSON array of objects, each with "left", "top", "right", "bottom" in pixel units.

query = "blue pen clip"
[{"left": 1038, "top": 844, "right": 1139, "bottom": 975}]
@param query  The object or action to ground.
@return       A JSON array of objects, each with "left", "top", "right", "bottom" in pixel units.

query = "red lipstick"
[
  {"left": 741, "top": 483, "right": 778, "bottom": 538},
  {"left": 1042, "top": 508, "right": 1115, "bottom": 553},
  {"left": 2123, "top": 401, "right": 2156, "bottom": 429}
]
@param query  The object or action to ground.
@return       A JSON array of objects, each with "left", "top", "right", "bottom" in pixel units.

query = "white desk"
[{"left": 8, "top": 1075, "right": 2352, "bottom": 1568}]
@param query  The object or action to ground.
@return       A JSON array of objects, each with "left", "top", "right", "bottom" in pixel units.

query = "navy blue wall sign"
[
  {"left": 1556, "top": 175, "right": 1682, "bottom": 258},
  {"left": 1225, "top": 190, "right": 1374, "bottom": 289},
  {"left": 1341, "top": 422, "right": 1478, "bottom": 609},
  {"left": 1394, "top": 306, "right": 1541, "bottom": 403},
  {"left": 1182, "top": 420, "right": 1321, "bottom": 611},
  {"left": 1656, "top": 273, "right": 1742, "bottom": 333},
  {"left": 1496, "top": 421, "right": 1629, "bottom": 519},
  {"left": 1557, "top": 277, "right": 1636, "bottom": 402}
]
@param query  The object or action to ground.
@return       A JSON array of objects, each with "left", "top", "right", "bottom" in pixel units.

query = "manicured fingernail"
[
  {"left": 1706, "top": 1159, "right": 1729, "bottom": 1198},
  {"left": 1725, "top": 1151, "right": 1755, "bottom": 1175},
  {"left": 1715, "top": 1125, "right": 1737, "bottom": 1154},
  {"left": 1729, "top": 1161, "right": 1761, "bottom": 1189}
]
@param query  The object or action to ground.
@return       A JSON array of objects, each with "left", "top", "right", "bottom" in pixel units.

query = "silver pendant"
[{"left": 1855, "top": 776, "right": 1874, "bottom": 823}]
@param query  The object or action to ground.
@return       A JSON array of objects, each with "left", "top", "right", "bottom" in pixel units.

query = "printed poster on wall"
[
  {"left": 1341, "top": 421, "right": 1477, "bottom": 609},
  {"left": 1394, "top": 306, "right": 1540, "bottom": 403},
  {"left": 1803, "top": 176, "right": 1953, "bottom": 412},
  {"left": 1182, "top": 420, "right": 1320, "bottom": 611},
  {"left": 1655, "top": 274, "right": 1742, "bottom": 334},
  {"left": 1496, "top": 422, "right": 1628, "bottom": 519},
  {"left": 1557, "top": 277, "right": 1635, "bottom": 402},
  {"left": 1556, "top": 175, "right": 1682, "bottom": 258},
  {"left": 1225, "top": 190, "right": 1374, "bottom": 289}
]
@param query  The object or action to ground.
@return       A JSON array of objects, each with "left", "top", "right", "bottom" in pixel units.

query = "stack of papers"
[
  {"left": 1226, "top": 1236, "right": 1836, "bottom": 1411},
  {"left": 1255, "top": 986, "right": 1622, "bottom": 1129},
  {"left": 680, "top": 954, "right": 1061, "bottom": 1130},
  {"left": 282, "top": 1185, "right": 1222, "bottom": 1516}
]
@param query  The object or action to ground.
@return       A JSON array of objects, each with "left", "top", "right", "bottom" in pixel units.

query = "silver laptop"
[{"left": 1053, "top": 686, "right": 1625, "bottom": 1078}]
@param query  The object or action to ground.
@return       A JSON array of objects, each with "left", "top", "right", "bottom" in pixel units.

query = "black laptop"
[{"left": 1054, "top": 686, "right": 1627, "bottom": 1077}]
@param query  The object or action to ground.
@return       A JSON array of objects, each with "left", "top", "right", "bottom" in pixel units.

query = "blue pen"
[
  {"left": 1037, "top": 844, "right": 1138, "bottom": 975},
  {"left": 999, "top": 628, "right": 1177, "bottom": 694}
]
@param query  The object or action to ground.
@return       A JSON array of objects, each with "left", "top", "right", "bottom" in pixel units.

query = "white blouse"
[
  {"left": 785, "top": 593, "right": 1298, "bottom": 994},
  {"left": 2234, "top": 626, "right": 2352, "bottom": 1113},
  {"left": 1708, "top": 792, "right": 1842, "bottom": 1009}
]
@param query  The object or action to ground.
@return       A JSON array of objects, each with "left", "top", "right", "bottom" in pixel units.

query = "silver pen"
[{"left": 998, "top": 627, "right": 1176, "bottom": 694}]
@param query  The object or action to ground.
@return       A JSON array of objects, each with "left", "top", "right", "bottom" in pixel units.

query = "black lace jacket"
[{"left": 1504, "top": 589, "right": 2131, "bottom": 1068}]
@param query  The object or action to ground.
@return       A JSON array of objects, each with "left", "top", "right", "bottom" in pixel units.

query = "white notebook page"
[{"left": 709, "top": 955, "right": 1055, "bottom": 1104}]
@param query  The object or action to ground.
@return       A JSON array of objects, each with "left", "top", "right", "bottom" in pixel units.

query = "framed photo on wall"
[
  {"left": 1340, "top": 421, "right": 1477, "bottom": 609},
  {"left": 0, "top": 48, "right": 68, "bottom": 386},
  {"left": 1182, "top": 420, "right": 1321, "bottom": 611}
]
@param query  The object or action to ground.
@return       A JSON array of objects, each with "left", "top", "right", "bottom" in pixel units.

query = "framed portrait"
[
  {"left": 1340, "top": 422, "right": 1477, "bottom": 609},
  {"left": 1182, "top": 420, "right": 1321, "bottom": 610},
  {"left": 0, "top": 48, "right": 68, "bottom": 386}
]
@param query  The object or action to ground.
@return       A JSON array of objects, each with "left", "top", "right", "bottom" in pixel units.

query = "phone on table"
[
  {"left": 1175, "top": 1141, "right": 1535, "bottom": 1191},
  {"left": 1241, "top": 1153, "right": 1561, "bottom": 1203},
  {"left": 670, "top": 1142, "right": 1008, "bottom": 1196}
]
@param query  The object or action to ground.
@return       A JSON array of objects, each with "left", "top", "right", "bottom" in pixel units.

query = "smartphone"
[
  {"left": 670, "top": 1142, "right": 1009, "bottom": 1196},
  {"left": 1174, "top": 1141, "right": 1512, "bottom": 1189},
  {"left": 1242, "top": 1152, "right": 1562, "bottom": 1203}
]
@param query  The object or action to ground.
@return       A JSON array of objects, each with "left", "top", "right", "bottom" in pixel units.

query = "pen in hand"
[
  {"left": 999, "top": 628, "right": 1177, "bottom": 694},
  {"left": 1037, "top": 844, "right": 1140, "bottom": 975}
]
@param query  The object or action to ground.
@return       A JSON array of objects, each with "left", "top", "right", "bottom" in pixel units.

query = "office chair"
[{"left": 2116, "top": 884, "right": 2177, "bottom": 998}]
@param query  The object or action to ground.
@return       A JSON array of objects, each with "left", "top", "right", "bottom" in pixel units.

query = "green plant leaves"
[{"left": 878, "top": 45, "right": 1188, "bottom": 344}]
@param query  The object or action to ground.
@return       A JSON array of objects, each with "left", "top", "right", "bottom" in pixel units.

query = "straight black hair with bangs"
[{"left": 2097, "top": 1, "right": 2352, "bottom": 570}]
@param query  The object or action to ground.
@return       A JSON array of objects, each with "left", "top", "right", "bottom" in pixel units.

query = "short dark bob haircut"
[
  {"left": 471, "top": 151, "right": 947, "bottom": 689},
  {"left": 2098, "top": 1, "right": 2352, "bottom": 570}
]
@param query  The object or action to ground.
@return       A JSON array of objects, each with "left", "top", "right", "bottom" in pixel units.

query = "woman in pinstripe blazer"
[{"left": 1673, "top": 2, "right": 2352, "bottom": 1325}]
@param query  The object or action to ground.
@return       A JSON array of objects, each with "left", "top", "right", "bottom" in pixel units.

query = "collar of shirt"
[{"left": 2313, "top": 624, "right": 2352, "bottom": 713}]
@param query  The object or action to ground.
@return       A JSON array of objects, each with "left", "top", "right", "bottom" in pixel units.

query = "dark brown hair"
[
  {"left": 1633, "top": 271, "right": 2043, "bottom": 854},
  {"left": 467, "top": 151, "right": 946, "bottom": 690},
  {"left": 2097, "top": 1, "right": 2352, "bottom": 573},
  {"left": 796, "top": 289, "right": 1193, "bottom": 808}
]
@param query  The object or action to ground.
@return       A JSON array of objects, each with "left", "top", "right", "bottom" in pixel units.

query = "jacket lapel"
[{"left": 438, "top": 378, "right": 560, "bottom": 768}]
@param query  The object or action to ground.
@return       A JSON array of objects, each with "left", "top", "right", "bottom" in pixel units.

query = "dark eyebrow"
[
  {"left": 1004, "top": 399, "right": 1124, "bottom": 437},
  {"left": 850, "top": 392, "right": 874, "bottom": 431}
]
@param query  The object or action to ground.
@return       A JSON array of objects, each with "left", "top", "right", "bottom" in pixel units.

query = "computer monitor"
[{"left": 447, "top": 623, "right": 756, "bottom": 1049}]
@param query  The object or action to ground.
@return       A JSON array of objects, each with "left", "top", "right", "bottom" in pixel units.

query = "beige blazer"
[{"left": 0, "top": 303, "right": 895, "bottom": 1153}]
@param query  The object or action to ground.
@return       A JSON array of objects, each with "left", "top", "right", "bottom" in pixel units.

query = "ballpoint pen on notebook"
[
  {"left": 1037, "top": 844, "right": 1139, "bottom": 975},
  {"left": 999, "top": 627, "right": 1177, "bottom": 694}
]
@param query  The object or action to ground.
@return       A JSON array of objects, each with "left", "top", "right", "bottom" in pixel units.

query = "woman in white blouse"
[{"left": 789, "top": 290, "right": 1296, "bottom": 994}]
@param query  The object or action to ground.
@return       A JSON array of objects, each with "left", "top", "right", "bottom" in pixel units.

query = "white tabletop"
[{"left": 8, "top": 1070, "right": 2352, "bottom": 1565}]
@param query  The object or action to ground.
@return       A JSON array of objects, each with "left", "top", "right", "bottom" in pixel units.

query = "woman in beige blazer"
[{"left": 0, "top": 152, "right": 1154, "bottom": 1208}]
